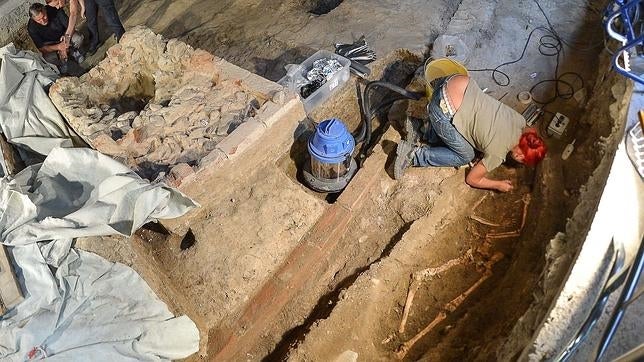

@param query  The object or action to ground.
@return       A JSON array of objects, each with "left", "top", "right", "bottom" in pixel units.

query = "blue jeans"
[
  {"left": 413, "top": 77, "right": 475, "bottom": 167},
  {"left": 85, "top": 0, "right": 126, "bottom": 49}
]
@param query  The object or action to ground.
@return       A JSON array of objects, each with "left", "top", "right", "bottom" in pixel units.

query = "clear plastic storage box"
[{"left": 278, "top": 50, "right": 351, "bottom": 114}]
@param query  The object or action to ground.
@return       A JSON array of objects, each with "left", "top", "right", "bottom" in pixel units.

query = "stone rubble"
[{"left": 50, "top": 26, "right": 279, "bottom": 184}]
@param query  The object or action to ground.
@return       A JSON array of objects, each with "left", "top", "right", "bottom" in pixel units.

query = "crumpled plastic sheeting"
[
  {"left": 0, "top": 43, "right": 75, "bottom": 155},
  {"left": 0, "top": 147, "right": 200, "bottom": 361}
]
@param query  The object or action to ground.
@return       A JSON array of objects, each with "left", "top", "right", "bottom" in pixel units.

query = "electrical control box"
[{"left": 547, "top": 113, "right": 570, "bottom": 138}]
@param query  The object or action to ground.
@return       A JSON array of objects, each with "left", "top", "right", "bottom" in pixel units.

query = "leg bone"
[
  {"left": 395, "top": 252, "right": 504, "bottom": 359},
  {"left": 399, "top": 251, "right": 473, "bottom": 333}
]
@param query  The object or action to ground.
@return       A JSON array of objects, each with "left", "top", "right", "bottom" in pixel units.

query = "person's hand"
[
  {"left": 80, "top": 4, "right": 86, "bottom": 19},
  {"left": 58, "top": 36, "right": 69, "bottom": 48},
  {"left": 58, "top": 44, "right": 69, "bottom": 60},
  {"left": 496, "top": 180, "right": 513, "bottom": 192}
]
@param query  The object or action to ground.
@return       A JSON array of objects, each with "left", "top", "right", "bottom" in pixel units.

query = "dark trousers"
[{"left": 85, "top": 0, "right": 125, "bottom": 48}]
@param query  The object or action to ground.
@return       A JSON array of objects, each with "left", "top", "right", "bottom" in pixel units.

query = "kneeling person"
[
  {"left": 28, "top": 2, "right": 84, "bottom": 73},
  {"left": 394, "top": 74, "right": 547, "bottom": 192}
]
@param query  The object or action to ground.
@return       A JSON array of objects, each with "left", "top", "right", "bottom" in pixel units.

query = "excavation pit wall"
[
  {"left": 50, "top": 27, "right": 312, "bottom": 356},
  {"left": 281, "top": 73, "right": 630, "bottom": 362},
  {"left": 60, "top": 27, "right": 628, "bottom": 362}
]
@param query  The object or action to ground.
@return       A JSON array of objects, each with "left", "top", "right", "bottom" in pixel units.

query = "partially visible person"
[
  {"left": 84, "top": 0, "right": 125, "bottom": 55},
  {"left": 27, "top": 3, "right": 84, "bottom": 74},
  {"left": 46, "top": 0, "right": 86, "bottom": 46},
  {"left": 394, "top": 74, "right": 547, "bottom": 192}
]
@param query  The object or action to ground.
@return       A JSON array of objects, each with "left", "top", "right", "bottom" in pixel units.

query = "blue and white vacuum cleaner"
[{"left": 304, "top": 118, "right": 357, "bottom": 193}]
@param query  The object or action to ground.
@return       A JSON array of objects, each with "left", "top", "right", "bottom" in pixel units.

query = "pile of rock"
[{"left": 50, "top": 26, "right": 275, "bottom": 183}]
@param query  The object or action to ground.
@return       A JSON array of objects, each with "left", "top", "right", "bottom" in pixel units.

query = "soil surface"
[
  {"left": 105, "top": 0, "right": 462, "bottom": 81},
  {"left": 284, "top": 0, "right": 610, "bottom": 360},
  {"left": 56, "top": 0, "right": 621, "bottom": 360}
]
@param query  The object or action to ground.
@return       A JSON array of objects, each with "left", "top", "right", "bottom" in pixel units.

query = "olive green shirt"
[{"left": 452, "top": 78, "right": 525, "bottom": 171}]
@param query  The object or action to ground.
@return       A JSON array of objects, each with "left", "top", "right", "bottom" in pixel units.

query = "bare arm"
[
  {"left": 39, "top": 42, "right": 66, "bottom": 54},
  {"left": 65, "top": 0, "right": 81, "bottom": 37},
  {"left": 78, "top": 0, "right": 86, "bottom": 19},
  {"left": 465, "top": 161, "right": 513, "bottom": 192}
]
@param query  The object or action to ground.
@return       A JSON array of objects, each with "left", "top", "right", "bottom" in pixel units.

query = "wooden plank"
[
  {"left": 0, "top": 133, "right": 25, "bottom": 315},
  {"left": 0, "top": 244, "right": 23, "bottom": 316},
  {"left": 0, "top": 132, "right": 25, "bottom": 176}
]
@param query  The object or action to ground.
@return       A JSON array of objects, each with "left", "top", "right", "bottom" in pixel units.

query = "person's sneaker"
[
  {"left": 404, "top": 116, "right": 422, "bottom": 144},
  {"left": 394, "top": 140, "right": 415, "bottom": 180},
  {"left": 71, "top": 50, "right": 85, "bottom": 64}
]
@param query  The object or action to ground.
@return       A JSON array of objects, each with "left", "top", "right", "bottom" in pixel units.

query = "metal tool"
[
  {"left": 349, "top": 60, "right": 371, "bottom": 79},
  {"left": 335, "top": 35, "right": 377, "bottom": 63},
  {"left": 521, "top": 103, "right": 543, "bottom": 126},
  {"left": 595, "top": 235, "right": 644, "bottom": 360},
  {"left": 557, "top": 240, "right": 626, "bottom": 362}
]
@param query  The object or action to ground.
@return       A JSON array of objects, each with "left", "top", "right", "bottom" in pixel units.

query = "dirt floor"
[
  {"left": 20, "top": 0, "right": 630, "bottom": 360},
  {"left": 119, "top": 0, "right": 461, "bottom": 81}
]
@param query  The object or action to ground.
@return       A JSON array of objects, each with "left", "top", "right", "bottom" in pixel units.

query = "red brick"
[
  {"left": 336, "top": 145, "right": 388, "bottom": 211},
  {"left": 215, "top": 120, "right": 265, "bottom": 160},
  {"left": 210, "top": 204, "right": 353, "bottom": 360},
  {"left": 257, "top": 97, "right": 305, "bottom": 129},
  {"left": 216, "top": 60, "right": 253, "bottom": 81}
]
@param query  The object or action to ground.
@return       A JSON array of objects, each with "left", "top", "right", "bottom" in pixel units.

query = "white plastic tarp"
[
  {"left": 0, "top": 147, "right": 200, "bottom": 361},
  {"left": 0, "top": 43, "right": 74, "bottom": 155}
]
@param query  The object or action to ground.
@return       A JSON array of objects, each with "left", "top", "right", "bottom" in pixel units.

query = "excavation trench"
[
  {"left": 285, "top": 2, "right": 627, "bottom": 361},
  {"left": 265, "top": 220, "right": 414, "bottom": 361},
  {"left": 71, "top": 40, "right": 617, "bottom": 356},
  {"left": 52, "top": 0, "right": 632, "bottom": 360}
]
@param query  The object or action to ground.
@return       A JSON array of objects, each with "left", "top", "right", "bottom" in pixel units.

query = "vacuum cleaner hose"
[{"left": 355, "top": 81, "right": 423, "bottom": 158}]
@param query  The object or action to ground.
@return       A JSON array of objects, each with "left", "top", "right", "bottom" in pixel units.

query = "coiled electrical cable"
[{"left": 468, "top": 0, "right": 601, "bottom": 106}]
